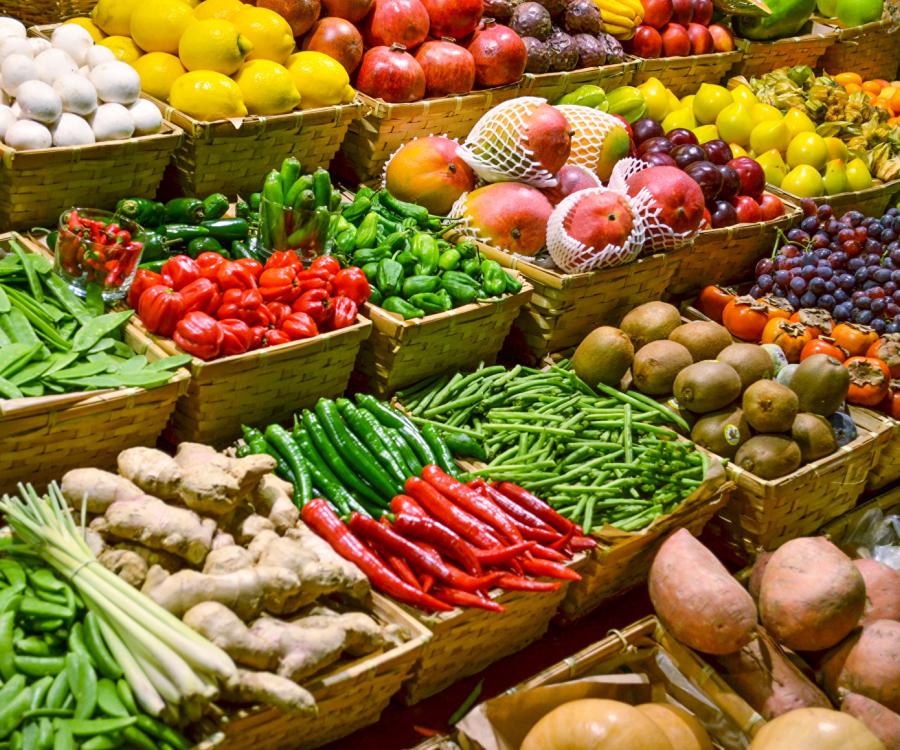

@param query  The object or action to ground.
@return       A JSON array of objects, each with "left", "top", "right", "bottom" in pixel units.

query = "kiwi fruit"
[
  {"left": 691, "top": 406, "right": 751, "bottom": 459},
  {"left": 792, "top": 412, "right": 838, "bottom": 463},
  {"left": 673, "top": 360, "right": 742, "bottom": 414},
  {"left": 668, "top": 321, "right": 732, "bottom": 362},
  {"left": 571, "top": 326, "right": 634, "bottom": 387},
  {"left": 717, "top": 343, "right": 773, "bottom": 390},
  {"left": 788, "top": 354, "right": 851, "bottom": 416},
  {"left": 620, "top": 301, "right": 681, "bottom": 350},
  {"left": 631, "top": 340, "right": 692, "bottom": 395},
  {"left": 742, "top": 380, "right": 799, "bottom": 433},
  {"left": 735, "top": 435, "right": 802, "bottom": 479}
]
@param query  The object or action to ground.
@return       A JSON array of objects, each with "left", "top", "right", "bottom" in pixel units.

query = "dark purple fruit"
[
  {"left": 684, "top": 160, "right": 723, "bottom": 202},
  {"left": 711, "top": 200, "right": 738, "bottom": 229},
  {"left": 637, "top": 136, "right": 674, "bottom": 155},
  {"left": 632, "top": 117, "right": 664, "bottom": 145},
  {"left": 667, "top": 128, "right": 699, "bottom": 146},
  {"left": 564, "top": 0, "right": 602, "bottom": 33},
  {"left": 642, "top": 151, "right": 677, "bottom": 167},
  {"left": 522, "top": 36, "right": 551, "bottom": 72},
  {"left": 717, "top": 165, "right": 741, "bottom": 201},
  {"left": 510, "top": 2, "right": 553, "bottom": 40},
  {"left": 571, "top": 32, "right": 606, "bottom": 66},
  {"left": 483, "top": 0, "right": 514, "bottom": 22},
  {"left": 703, "top": 139, "right": 733, "bottom": 166},
  {"left": 546, "top": 29, "right": 578, "bottom": 70},
  {"left": 671, "top": 143, "right": 706, "bottom": 169}
]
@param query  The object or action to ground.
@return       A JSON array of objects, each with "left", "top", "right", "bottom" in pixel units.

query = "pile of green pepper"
[{"left": 336, "top": 188, "right": 523, "bottom": 319}]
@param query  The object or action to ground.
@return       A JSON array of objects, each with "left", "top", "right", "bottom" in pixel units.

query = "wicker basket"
[
  {"left": 128, "top": 315, "right": 372, "bottom": 447},
  {"left": 0, "top": 0, "right": 92, "bottom": 25},
  {"left": 520, "top": 58, "right": 639, "bottom": 103},
  {"left": 850, "top": 406, "right": 900, "bottom": 492},
  {"left": 666, "top": 201, "right": 802, "bottom": 296},
  {"left": 632, "top": 51, "right": 743, "bottom": 98},
  {"left": 816, "top": 18, "right": 900, "bottom": 81},
  {"left": 351, "top": 273, "right": 532, "bottom": 398},
  {"left": 193, "top": 595, "right": 431, "bottom": 750},
  {"left": 770, "top": 180, "right": 900, "bottom": 220},
  {"left": 337, "top": 87, "right": 522, "bottom": 185},
  {"left": 0, "top": 123, "right": 181, "bottom": 230},
  {"left": 474, "top": 242, "right": 678, "bottom": 365},
  {"left": 731, "top": 28, "right": 837, "bottom": 78}
]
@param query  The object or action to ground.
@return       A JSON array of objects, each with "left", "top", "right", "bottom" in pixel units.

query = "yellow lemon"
[
  {"left": 751, "top": 103, "right": 782, "bottom": 125},
  {"left": 232, "top": 6, "right": 294, "bottom": 64},
  {"left": 730, "top": 143, "right": 749, "bottom": 157},
  {"left": 178, "top": 19, "right": 252, "bottom": 75},
  {"left": 781, "top": 164, "right": 825, "bottom": 197},
  {"left": 750, "top": 119, "right": 791, "bottom": 154},
  {"left": 680, "top": 94, "right": 695, "bottom": 111},
  {"left": 286, "top": 51, "right": 355, "bottom": 109},
  {"left": 132, "top": 51, "right": 186, "bottom": 100},
  {"left": 130, "top": 0, "right": 194, "bottom": 54},
  {"left": 693, "top": 124, "right": 720, "bottom": 144},
  {"left": 716, "top": 102, "right": 754, "bottom": 147},
  {"left": 234, "top": 59, "right": 300, "bottom": 114},
  {"left": 730, "top": 83, "right": 757, "bottom": 106},
  {"left": 64, "top": 17, "right": 105, "bottom": 42},
  {"left": 824, "top": 136, "right": 849, "bottom": 161},
  {"left": 693, "top": 83, "right": 733, "bottom": 125},
  {"left": 99, "top": 35, "right": 143, "bottom": 62},
  {"left": 170, "top": 70, "right": 247, "bottom": 119},
  {"left": 637, "top": 77, "right": 671, "bottom": 122},
  {"left": 662, "top": 107, "right": 696, "bottom": 132},
  {"left": 783, "top": 107, "right": 816, "bottom": 139},
  {"left": 786, "top": 131, "right": 829, "bottom": 170},
  {"left": 846, "top": 157, "right": 874, "bottom": 191},
  {"left": 91, "top": 0, "right": 141, "bottom": 36},
  {"left": 823, "top": 159, "right": 849, "bottom": 195},
  {"left": 756, "top": 149, "right": 788, "bottom": 187},
  {"left": 193, "top": 0, "right": 244, "bottom": 19},
  {"left": 666, "top": 89, "right": 680, "bottom": 114}
]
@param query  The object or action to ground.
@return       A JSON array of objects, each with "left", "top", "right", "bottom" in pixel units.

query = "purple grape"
[
  {"left": 855, "top": 267, "right": 869, "bottom": 283},
  {"left": 872, "top": 318, "right": 886, "bottom": 333},
  {"left": 790, "top": 277, "right": 807, "bottom": 294},
  {"left": 864, "top": 280, "right": 878, "bottom": 291},
  {"left": 855, "top": 309, "right": 874, "bottom": 325},
  {"left": 787, "top": 291, "right": 801, "bottom": 308},
  {"left": 800, "top": 291, "right": 818, "bottom": 307},
  {"left": 815, "top": 248, "right": 831, "bottom": 260},
  {"left": 829, "top": 251, "right": 847, "bottom": 267},
  {"left": 818, "top": 266, "right": 833, "bottom": 280},
  {"left": 748, "top": 285, "right": 761, "bottom": 298},
  {"left": 871, "top": 298, "right": 887, "bottom": 314},
  {"left": 809, "top": 277, "right": 827, "bottom": 295},
  {"left": 856, "top": 295, "right": 872, "bottom": 310},
  {"left": 844, "top": 210, "right": 864, "bottom": 227},
  {"left": 801, "top": 265, "right": 817, "bottom": 280},
  {"left": 774, "top": 269, "right": 791, "bottom": 286},
  {"left": 818, "top": 205, "right": 833, "bottom": 220},
  {"left": 788, "top": 229, "right": 811, "bottom": 244},
  {"left": 893, "top": 289, "right": 900, "bottom": 304},
  {"left": 888, "top": 321, "right": 900, "bottom": 333},
  {"left": 838, "top": 273, "right": 856, "bottom": 290},
  {"left": 825, "top": 280, "right": 837, "bottom": 294},
  {"left": 848, "top": 257, "right": 865, "bottom": 271},
  {"left": 757, "top": 274, "right": 774, "bottom": 291},
  {"left": 800, "top": 216, "right": 819, "bottom": 234},
  {"left": 835, "top": 289, "right": 850, "bottom": 303},
  {"left": 834, "top": 302, "right": 852, "bottom": 320},
  {"left": 772, "top": 285, "right": 785, "bottom": 296},
  {"left": 886, "top": 281, "right": 898, "bottom": 294},
  {"left": 756, "top": 258, "right": 774, "bottom": 275},
  {"left": 818, "top": 294, "right": 835, "bottom": 310},
  {"left": 874, "top": 268, "right": 891, "bottom": 284}
]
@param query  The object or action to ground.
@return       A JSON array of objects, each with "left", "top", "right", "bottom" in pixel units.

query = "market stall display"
[{"left": 814, "top": 2, "right": 899, "bottom": 82}]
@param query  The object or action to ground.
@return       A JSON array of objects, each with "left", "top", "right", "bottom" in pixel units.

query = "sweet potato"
[
  {"left": 649, "top": 529, "right": 757, "bottom": 655},
  {"left": 759, "top": 537, "right": 866, "bottom": 651},
  {"left": 842, "top": 693, "right": 900, "bottom": 750},
  {"left": 748, "top": 550, "right": 772, "bottom": 603},
  {"left": 822, "top": 620, "right": 900, "bottom": 712},
  {"left": 853, "top": 559, "right": 900, "bottom": 626}
]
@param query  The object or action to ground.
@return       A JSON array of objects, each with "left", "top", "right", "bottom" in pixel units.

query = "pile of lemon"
[
  {"left": 68, "top": 0, "right": 354, "bottom": 120},
  {"left": 636, "top": 77, "right": 875, "bottom": 199}
]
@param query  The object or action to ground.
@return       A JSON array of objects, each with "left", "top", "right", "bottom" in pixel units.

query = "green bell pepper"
[
  {"left": 456, "top": 239, "right": 479, "bottom": 259},
  {"left": 335, "top": 228, "right": 357, "bottom": 254},
  {"left": 382, "top": 296, "right": 424, "bottom": 320},
  {"left": 441, "top": 271, "right": 480, "bottom": 306},
  {"left": 480, "top": 260, "right": 507, "bottom": 296},
  {"left": 368, "top": 286, "right": 383, "bottom": 306},
  {"left": 410, "top": 233, "right": 439, "bottom": 275},
  {"left": 504, "top": 270, "right": 523, "bottom": 294},
  {"left": 401, "top": 275, "right": 441, "bottom": 298},
  {"left": 408, "top": 291, "right": 452, "bottom": 315},
  {"left": 735, "top": 0, "right": 815, "bottom": 40},
  {"left": 393, "top": 250, "right": 417, "bottom": 275},
  {"left": 375, "top": 258, "right": 404, "bottom": 297}
]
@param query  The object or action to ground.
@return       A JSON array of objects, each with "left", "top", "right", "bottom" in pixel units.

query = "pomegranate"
[
  {"left": 467, "top": 19, "right": 527, "bottom": 88},
  {"left": 362, "top": 0, "right": 431, "bottom": 50},
  {"left": 459, "top": 182, "right": 552, "bottom": 256},
  {"left": 258, "top": 0, "right": 320, "bottom": 36},
  {"left": 625, "top": 165, "right": 704, "bottom": 233},
  {"left": 302, "top": 17, "right": 364, "bottom": 74},
  {"left": 320, "top": 0, "right": 373, "bottom": 22},
  {"left": 356, "top": 45, "right": 426, "bottom": 103},
  {"left": 420, "top": 0, "right": 482, "bottom": 40},
  {"left": 563, "top": 189, "right": 635, "bottom": 250},
  {"left": 414, "top": 39, "right": 475, "bottom": 97},
  {"left": 385, "top": 136, "right": 477, "bottom": 215},
  {"left": 541, "top": 163, "right": 601, "bottom": 205}
]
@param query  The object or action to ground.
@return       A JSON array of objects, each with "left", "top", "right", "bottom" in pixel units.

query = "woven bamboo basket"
[
  {"left": 1, "top": 0, "right": 92, "bottom": 25},
  {"left": 520, "top": 58, "right": 639, "bottom": 103},
  {"left": 128, "top": 315, "right": 371, "bottom": 447},
  {"left": 770, "top": 179, "right": 900, "bottom": 219},
  {"left": 666, "top": 200, "right": 802, "bottom": 296},
  {"left": 351, "top": 272, "right": 532, "bottom": 398},
  {"left": 193, "top": 595, "right": 431, "bottom": 750},
  {"left": 474, "top": 242, "right": 678, "bottom": 365},
  {"left": 820, "top": 483, "right": 900, "bottom": 543},
  {"left": 632, "top": 51, "right": 743, "bottom": 98},
  {"left": 816, "top": 18, "right": 900, "bottom": 81},
  {"left": 850, "top": 406, "right": 900, "bottom": 492},
  {"left": 731, "top": 28, "right": 837, "bottom": 78},
  {"left": 337, "top": 87, "right": 522, "bottom": 185},
  {"left": 0, "top": 123, "right": 181, "bottom": 231}
]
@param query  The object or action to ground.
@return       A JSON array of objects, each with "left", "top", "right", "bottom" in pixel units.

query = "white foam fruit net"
[
  {"left": 609, "top": 156, "right": 699, "bottom": 252},
  {"left": 458, "top": 96, "right": 564, "bottom": 188},
  {"left": 555, "top": 105, "right": 623, "bottom": 180}
]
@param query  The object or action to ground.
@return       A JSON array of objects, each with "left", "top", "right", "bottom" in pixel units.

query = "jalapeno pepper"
[
  {"left": 378, "top": 191, "right": 430, "bottom": 225},
  {"left": 249, "top": 192, "right": 262, "bottom": 211},
  {"left": 201, "top": 193, "right": 229, "bottom": 221},
  {"left": 235, "top": 196, "right": 251, "bottom": 220},
  {"left": 186, "top": 236, "right": 223, "bottom": 258},
  {"left": 261, "top": 170, "right": 285, "bottom": 250},
  {"left": 408, "top": 291, "right": 451, "bottom": 315},
  {"left": 164, "top": 197, "right": 205, "bottom": 225},
  {"left": 375, "top": 258, "right": 404, "bottom": 297},
  {"left": 382, "top": 296, "right": 424, "bottom": 319},
  {"left": 134, "top": 230, "right": 167, "bottom": 261},
  {"left": 401, "top": 275, "right": 441, "bottom": 298},
  {"left": 480, "top": 259, "right": 507, "bottom": 296},
  {"left": 279, "top": 157, "right": 302, "bottom": 196},
  {"left": 115, "top": 198, "right": 165, "bottom": 227},
  {"left": 230, "top": 240, "right": 252, "bottom": 259},
  {"left": 161, "top": 224, "right": 210, "bottom": 244},
  {"left": 312, "top": 168, "right": 332, "bottom": 209},
  {"left": 201, "top": 218, "right": 250, "bottom": 242}
]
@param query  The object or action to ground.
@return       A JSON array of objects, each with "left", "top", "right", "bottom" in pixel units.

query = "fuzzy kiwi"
[
  {"left": 735, "top": 435, "right": 802, "bottom": 479},
  {"left": 620, "top": 301, "right": 681, "bottom": 350},
  {"left": 631, "top": 340, "right": 693, "bottom": 395},
  {"left": 668, "top": 321, "right": 732, "bottom": 362},
  {"left": 792, "top": 412, "right": 838, "bottom": 463},
  {"left": 789, "top": 354, "right": 851, "bottom": 416},
  {"left": 691, "top": 406, "right": 751, "bottom": 459},
  {"left": 742, "top": 379, "right": 799, "bottom": 433},
  {"left": 571, "top": 326, "right": 634, "bottom": 387},
  {"left": 673, "top": 360, "right": 742, "bottom": 414},
  {"left": 717, "top": 343, "right": 774, "bottom": 390}
]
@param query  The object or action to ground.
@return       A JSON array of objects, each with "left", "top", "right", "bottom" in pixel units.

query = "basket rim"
[
  {"left": 635, "top": 49, "right": 744, "bottom": 68},
  {"left": 813, "top": 15, "right": 900, "bottom": 38},
  {"left": 521, "top": 56, "right": 642, "bottom": 86},
  {"left": 354, "top": 82, "right": 524, "bottom": 117}
]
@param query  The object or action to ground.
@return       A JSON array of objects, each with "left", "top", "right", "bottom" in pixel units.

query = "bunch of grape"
[{"left": 751, "top": 201, "right": 900, "bottom": 334}]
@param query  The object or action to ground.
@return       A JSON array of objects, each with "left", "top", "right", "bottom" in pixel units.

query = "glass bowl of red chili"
[{"left": 55, "top": 208, "right": 144, "bottom": 302}]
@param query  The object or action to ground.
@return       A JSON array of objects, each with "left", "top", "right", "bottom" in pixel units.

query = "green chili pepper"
[
  {"left": 480, "top": 259, "right": 507, "bottom": 296},
  {"left": 138, "top": 260, "right": 166, "bottom": 273},
  {"left": 164, "top": 198, "right": 204, "bottom": 225},
  {"left": 312, "top": 168, "right": 332, "bottom": 209},
  {"left": 229, "top": 241, "right": 251, "bottom": 259},
  {"left": 334, "top": 228, "right": 357, "bottom": 254},
  {"left": 441, "top": 271, "right": 480, "bottom": 305},
  {"left": 382, "top": 296, "right": 424, "bottom": 319},
  {"left": 379, "top": 191, "right": 429, "bottom": 225},
  {"left": 161, "top": 224, "right": 210, "bottom": 244},
  {"left": 461, "top": 257, "right": 480, "bottom": 277},
  {"left": 201, "top": 193, "right": 229, "bottom": 220},
  {"left": 200, "top": 218, "right": 249, "bottom": 242},
  {"left": 342, "top": 196, "right": 372, "bottom": 225},
  {"left": 393, "top": 250, "right": 416, "bottom": 275},
  {"left": 456, "top": 239, "right": 478, "bottom": 259},
  {"left": 115, "top": 198, "right": 165, "bottom": 227},
  {"left": 401, "top": 275, "right": 441, "bottom": 298},
  {"left": 409, "top": 233, "right": 439, "bottom": 275},
  {"left": 234, "top": 196, "right": 251, "bottom": 220},
  {"left": 503, "top": 269, "right": 523, "bottom": 294},
  {"left": 408, "top": 291, "right": 452, "bottom": 315},
  {"left": 375, "top": 258, "right": 404, "bottom": 297},
  {"left": 421, "top": 424, "right": 460, "bottom": 477},
  {"left": 337, "top": 399, "right": 409, "bottom": 485},
  {"left": 279, "top": 157, "right": 302, "bottom": 195},
  {"left": 261, "top": 170, "right": 285, "bottom": 251},
  {"left": 437, "top": 248, "right": 461, "bottom": 271},
  {"left": 265, "top": 424, "right": 312, "bottom": 506},
  {"left": 186, "top": 236, "right": 222, "bottom": 258},
  {"left": 368, "top": 286, "right": 383, "bottom": 306},
  {"left": 354, "top": 213, "right": 379, "bottom": 249}
]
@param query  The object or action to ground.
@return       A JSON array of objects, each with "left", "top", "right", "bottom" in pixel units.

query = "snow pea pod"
[{"left": 71, "top": 311, "right": 134, "bottom": 353}]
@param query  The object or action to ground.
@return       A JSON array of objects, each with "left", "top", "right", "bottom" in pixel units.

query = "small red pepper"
[
  {"left": 234, "top": 257, "right": 263, "bottom": 277},
  {"left": 430, "top": 586, "right": 505, "bottom": 612},
  {"left": 519, "top": 557, "right": 581, "bottom": 581},
  {"left": 472, "top": 542, "right": 534, "bottom": 566},
  {"left": 495, "top": 482, "right": 575, "bottom": 535},
  {"left": 218, "top": 318, "right": 253, "bottom": 356},
  {"left": 330, "top": 295, "right": 358, "bottom": 331},
  {"left": 179, "top": 278, "right": 222, "bottom": 316},
  {"left": 280, "top": 311, "right": 318, "bottom": 340},
  {"left": 173, "top": 311, "right": 224, "bottom": 360},
  {"left": 127, "top": 269, "right": 163, "bottom": 309},
  {"left": 217, "top": 288, "right": 271, "bottom": 327},
  {"left": 292, "top": 288, "right": 332, "bottom": 326},
  {"left": 470, "top": 481, "right": 556, "bottom": 533},
  {"left": 196, "top": 252, "right": 227, "bottom": 282},
  {"left": 217, "top": 261, "right": 258, "bottom": 291},
  {"left": 138, "top": 285, "right": 184, "bottom": 338},
  {"left": 332, "top": 267, "right": 371, "bottom": 305},
  {"left": 309, "top": 255, "right": 341, "bottom": 276},
  {"left": 494, "top": 575, "right": 561, "bottom": 592},
  {"left": 160, "top": 255, "right": 201, "bottom": 291},
  {"left": 265, "top": 301, "right": 292, "bottom": 327},
  {"left": 390, "top": 495, "right": 428, "bottom": 519},
  {"left": 265, "top": 250, "right": 301, "bottom": 269}
]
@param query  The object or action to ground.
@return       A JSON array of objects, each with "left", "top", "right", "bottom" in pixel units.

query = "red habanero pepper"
[
  {"left": 173, "top": 311, "right": 224, "bottom": 360},
  {"left": 310, "top": 255, "right": 341, "bottom": 276},
  {"left": 160, "top": 255, "right": 201, "bottom": 291},
  {"left": 259, "top": 266, "right": 303, "bottom": 304},
  {"left": 332, "top": 267, "right": 371, "bottom": 305},
  {"left": 138, "top": 285, "right": 184, "bottom": 337},
  {"left": 494, "top": 575, "right": 560, "bottom": 592},
  {"left": 519, "top": 557, "right": 581, "bottom": 581},
  {"left": 127, "top": 269, "right": 163, "bottom": 309},
  {"left": 179, "top": 278, "right": 222, "bottom": 316},
  {"left": 217, "top": 261, "right": 257, "bottom": 291},
  {"left": 264, "top": 250, "right": 301, "bottom": 269},
  {"left": 430, "top": 586, "right": 505, "bottom": 612},
  {"left": 469, "top": 480, "right": 557, "bottom": 533},
  {"left": 392, "top": 513, "right": 482, "bottom": 576},
  {"left": 495, "top": 482, "right": 575, "bottom": 534},
  {"left": 196, "top": 252, "right": 227, "bottom": 282},
  {"left": 472, "top": 542, "right": 534, "bottom": 566},
  {"left": 217, "top": 318, "right": 253, "bottom": 356},
  {"left": 280, "top": 311, "right": 318, "bottom": 340},
  {"left": 217, "top": 288, "right": 271, "bottom": 327},
  {"left": 292, "top": 288, "right": 332, "bottom": 327},
  {"left": 265, "top": 301, "right": 292, "bottom": 327},
  {"left": 249, "top": 326, "right": 290, "bottom": 350},
  {"left": 330, "top": 295, "right": 358, "bottom": 331},
  {"left": 301, "top": 499, "right": 452, "bottom": 612},
  {"left": 234, "top": 257, "right": 263, "bottom": 277},
  {"left": 405, "top": 476, "right": 502, "bottom": 550}
]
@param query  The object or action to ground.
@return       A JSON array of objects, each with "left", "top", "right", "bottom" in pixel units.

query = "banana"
[
  {"left": 599, "top": 9, "right": 635, "bottom": 26},
  {"left": 601, "top": 0, "right": 638, "bottom": 17}
]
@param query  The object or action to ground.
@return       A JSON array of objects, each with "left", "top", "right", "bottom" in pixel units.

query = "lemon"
[
  {"left": 130, "top": 0, "right": 194, "bottom": 54},
  {"left": 782, "top": 107, "right": 816, "bottom": 139},
  {"left": 693, "top": 83, "right": 733, "bottom": 125},
  {"left": 693, "top": 124, "right": 720, "bottom": 144},
  {"left": 786, "top": 132, "right": 829, "bottom": 170},
  {"left": 730, "top": 83, "right": 757, "bottom": 106},
  {"left": 232, "top": 6, "right": 294, "bottom": 64},
  {"left": 846, "top": 157, "right": 874, "bottom": 190},
  {"left": 91, "top": 0, "right": 141, "bottom": 36},
  {"left": 99, "top": 35, "right": 143, "bottom": 63},
  {"left": 662, "top": 107, "right": 696, "bottom": 132},
  {"left": 133, "top": 51, "right": 186, "bottom": 100},
  {"left": 750, "top": 120, "right": 790, "bottom": 154},
  {"left": 751, "top": 103, "right": 782, "bottom": 125},
  {"left": 234, "top": 59, "right": 299, "bottom": 115},
  {"left": 716, "top": 102, "right": 753, "bottom": 147},
  {"left": 64, "top": 17, "right": 105, "bottom": 42},
  {"left": 781, "top": 165, "right": 825, "bottom": 197},
  {"left": 178, "top": 19, "right": 252, "bottom": 75},
  {"left": 170, "top": 70, "right": 247, "bottom": 119},
  {"left": 824, "top": 136, "right": 849, "bottom": 161},
  {"left": 193, "top": 0, "right": 244, "bottom": 20},
  {"left": 637, "top": 77, "right": 671, "bottom": 122},
  {"left": 286, "top": 51, "right": 354, "bottom": 109},
  {"left": 680, "top": 94, "right": 695, "bottom": 111}
]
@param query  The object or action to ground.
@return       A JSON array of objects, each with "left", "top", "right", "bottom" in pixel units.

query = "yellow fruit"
[
  {"left": 781, "top": 165, "right": 825, "bottom": 197},
  {"left": 178, "top": 19, "right": 252, "bottom": 75},
  {"left": 750, "top": 119, "right": 791, "bottom": 155},
  {"left": 730, "top": 143, "right": 749, "bottom": 157},
  {"left": 132, "top": 51, "right": 186, "bottom": 100},
  {"left": 824, "top": 137, "right": 849, "bottom": 161},
  {"left": 693, "top": 124, "right": 720, "bottom": 144},
  {"left": 232, "top": 6, "right": 294, "bottom": 64},
  {"left": 99, "top": 35, "right": 143, "bottom": 63},
  {"left": 823, "top": 159, "right": 849, "bottom": 195},
  {"left": 680, "top": 94, "right": 695, "bottom": 111},
  {"left": 730, "top": 83, "right": 757, "bottom": 106},
  {"left": 751, "top": 103, "right": 782, "bottom": 125},
  {"left": 234, "top": 59, "right": 300, "bottom": 115},
  {"left": 286, "top": 51, "right": 354, "bottom": 109},
  {"left": 666, "top": 89, "right": 680, "bottom": 114},
  {"left": 662, "top": 107, "right": 696, "bottom": 132},
  {"left": 782, "top": 107, "right": 816, "bottom": 139},
  {"left": 716, "top": 102, "right": 754, "bottom": 147},
  {"left": 846, "top": 157, "right": 874, "bottom": 190},
  {"left": 193, "top": 0, "right": 244, "bottom": 19},
  {"left": 756, "top": 149, "right": 788, "bottom": 187},
  {"left": 692, "top": 83, "right": 733, "bottom": 125},
  {"left": 637, "top": 77, "right": 670, "bottom": 121},
  {"left": 91, "top": 0, "right": 141, "bottom": 36},
  {"left": 130, "top": 0, "right": 194, "bottom": 54},
  {"left": 64, "top": 17, "right": 105, "bottom": 42},
  {"left": 786, "top": 132, "right": 829, "bottom": 170},
  {"left": 170, "top": 70, "right": 247, "bottom": 119}
]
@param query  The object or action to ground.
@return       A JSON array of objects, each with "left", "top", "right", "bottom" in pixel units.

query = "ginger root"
[
  {"left": 203, "top": 545, "right": 254, "bottom": 576},
  {"left": 61, "top": 468, "right": 144, "bottom": 513},
  {"left": 141, "top": 564, "right": 170, "bottom": 594},
  {"left": 234, "top": 514, "right": 275, "bottom": 546},
  {"left": 222, "top": 669, "right": 316, "bottom": 717},
  {"left": 98, "top": 549, "right": 148, "bottom": 588},
  {"left": 285, "top": 524, "right": 369, "bottom": 601},
  {"left": 252, "top": 474, "right": 299, "bottom": 533},
  {"left": 183, "top": 602, "right": 276, "bottom": 671}
]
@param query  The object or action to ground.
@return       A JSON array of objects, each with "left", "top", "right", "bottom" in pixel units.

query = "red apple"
[
  {"left": 692, "top": 0, "right": 713, "bottom": 25},
  {"left": 671, "top": 0, "right": 693, "bottom": 24},
  {"left": 758, "top": 193, "right": 786, "bottom": 221},
  {"left": 702, "top": 206, "right": 712, "bottom": 229},
  {"left": 687, "top": 23, "right": 713, "bottom": 54},
  {"left": 642, "top": 0, "right": 673, "bottom": 29},
  {"left": 708, "top": 23, "right": 734, "bottom": 52},
  {"left": 733, "top": 195, "right": 762, "bottom": 224},
  {"left": 661, "top": 23, "right": 691, "bottom": 56},
  {"left": 631, "top": 25, "right": 663, "bottom": 58},
  {"left": 728, "top": 156, "right": 766, "bottom": 201}
]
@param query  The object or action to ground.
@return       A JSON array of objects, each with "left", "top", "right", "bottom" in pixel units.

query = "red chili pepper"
[
  {"left": 469, "top": 481, "right": 556, "bottom": 533},
  {"left": 430, "top": 586, "right": 505, "bottom": 613},
  {"left": 218, "top": 318, "right": 253, "bottom": 356},
  {"left": 519, "top": 557, "right": 580, "bottom": 581},
  {"left": 494, "top": 575, "right": 561, "bottom": 592},
  {"left": 292, "top": 288, "right": 332, "bottom": 326},
  {"left": 472, "top": 542, "right": 534, "bottom": 566},
  {"left": 420, "top": 575, "right": 434, "bottom": 593},
  {"left": 392, "top": 513, "right": 482, "bottom": 576},
  {"left": 180, "top": 278, "right": 222, "bottom": 316},
  {"left": 67, "top": 210, "right": 81, "bottom": 231},
  {"left": 265, "top": 301, "right": 292, "bottom": 327},
  {"left": 234, "top": 257, "right": 263, "bottom": 277},
  {"left": 495, "top": 482, "right": 575, "bottom": 534},
  {"left": 548, "top": 525, "right": 575, "bottom": 551},
  {"left": 217, "top": 261, "right": 258, "bottom": 291},
  {"left": 138, "top": 285, "right": 184, "bottom": 337},
  {"left": 160, "top": 255, "right": 201, "bottom": 291},
  {"left": 510, "top": 521, "right": 564, "bottom": 545},
  {"left": 301, "top": 499, "right": 452, "bottom": 612},
  {"left": 569, "top": 536, "right": 597, "bottom": 551},
  {"left": 217, "top": 288, "right": 271, "bottom": 327},
  {"left": 405, "top": 476, "right": 502, "bottom": 550},
  {"left": 127, "top": 269, "right": 163, "bottom": 309},
  {"left": 173, "top": 311, "right": 223, "bottom": 360},
  {"left": 281, "top": 311, "right": 318, "bottom": 340},
  {"left": 265, "top": 250, "right": 302, "bottom": 269},
  {"left": 309, "top": 255, "right": 341, "bottom": 276},
  {"left": 382, "top": 550, "right": 422, "bottom": 590},
  {"left": 196, "top": 252, "right": 227, "bottom": 282},
  {"left": 528, "top": 544, "right": 568, "bottom": 562},
  {"left": 332, "top": 267, "right": 371, "bottom": 305},
  {"left": 330, "top": 295, "right": 358, "bottom": 331},
  {"left": 390, "top": 495, "right": 428, "bottom": 518}
]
